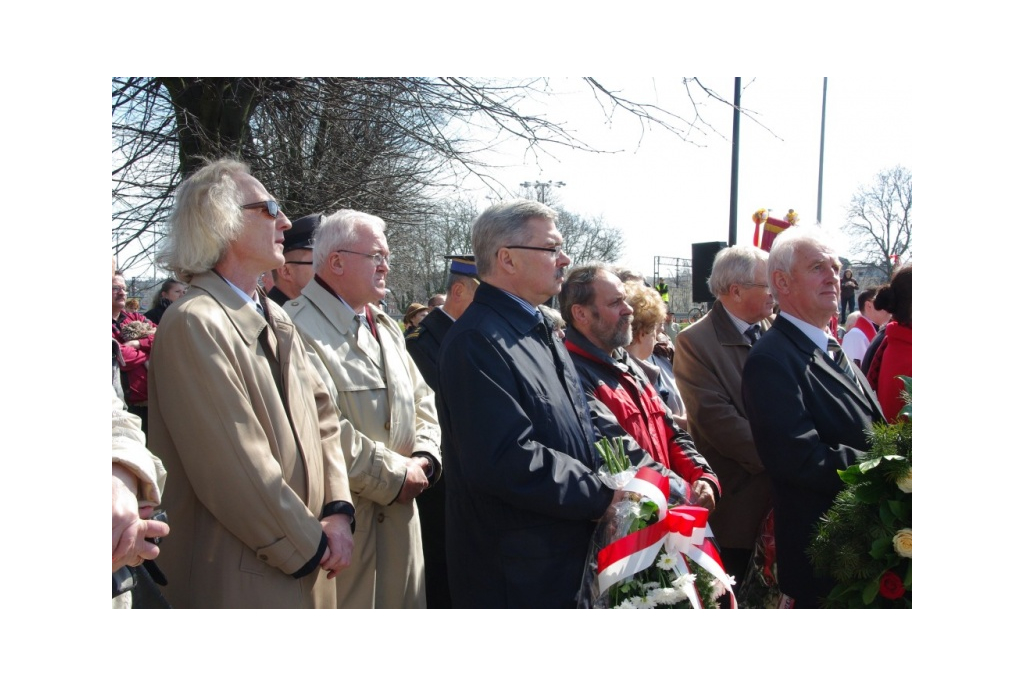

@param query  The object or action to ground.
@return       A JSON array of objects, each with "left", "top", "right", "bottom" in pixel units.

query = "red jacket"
[
  {"left": 113, "top": 311, "right": 156, "bottom": 405},
  {"left": 871, "top": 321, "right": 912, "bottom": 422},
  {"left": 564, "top": 328, "right": 719, "bottom": 494}
]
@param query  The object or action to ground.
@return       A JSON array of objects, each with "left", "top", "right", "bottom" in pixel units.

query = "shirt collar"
[
  {"left": 313, "top": 274, "right": 360, "bottom": 318},
  {"left": 216, "top": 271, "right": 263, "bottom": 315},
  {"left": 779, "top": 311, "right": 830, "bottom": 353},
  {"left": 724, "top": 307, "right": 755, "bottom": 336},
  {"left": 491, "top": 286, "right": 540, "bottom": 319}
]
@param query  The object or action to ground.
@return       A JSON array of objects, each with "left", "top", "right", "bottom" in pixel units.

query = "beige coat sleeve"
[
  {"left": 305, "top": 342, "right": 353, "bottom": 508},
  {"left": 291, "top": 299, "right": 441, "bottom": 506},
  {"left": 111, "top": 387, "right": 165, "bottom": 507},
  {"left": 298, "top": 326, "right": 411, "bottom": 506}
]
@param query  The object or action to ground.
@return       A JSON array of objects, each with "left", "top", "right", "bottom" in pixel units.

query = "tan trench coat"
[
  {"left": 287, "top": 278, "right": 441, "bottom": 609},
  {"left": 147, "top": 272, "right": 352, "bottom": 608}
]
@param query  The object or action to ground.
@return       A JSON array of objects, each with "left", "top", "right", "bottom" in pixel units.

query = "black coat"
[
  {"left": 405, "top": 307, "right": 453, "bottom": 394},
  {"left": 742, "top": 315, "right": 883, "bottom": 607},
  {"left": 437, "top": 282, "right": 612, "bottom": 608},
  {"left": 404, "top": 307, "right": 455, "bottom": 607},
  {"left": 144, "top": 301, "right": 169, "bottom": 325}
]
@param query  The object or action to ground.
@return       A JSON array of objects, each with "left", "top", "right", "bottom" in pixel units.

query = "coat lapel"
[
  {"left": 370, "top": 306, "right": 401, "bottom": 423},
  {"left": 775, "top": 315, "right": 883, "bottom": 419},
  {"left": 303, "top": 278, "right": 383, "bottom": 364}
]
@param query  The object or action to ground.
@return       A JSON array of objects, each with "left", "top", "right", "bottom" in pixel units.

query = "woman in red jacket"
[{"left": 868, "top": 263, "right": 912, "bottom": 422}]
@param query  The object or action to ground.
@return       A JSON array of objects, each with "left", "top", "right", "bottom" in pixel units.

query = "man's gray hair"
[
  {"left": 471, "top": 199, "right": 559, "bottom": 277},
  {"left": 158, "top": 158, "right": 249, "bottom": 282},
  {"left": 709, "top": 245, "right": 769, "bottom": 298},
  {"left": 767, "top": 226, "right": 836, "bottom": 299},
  {"left": 445, "top": 272, "right": 476, "bottom": 293},
  {"left": 312, "top": 209, "right": 387, "bottom": 272}
]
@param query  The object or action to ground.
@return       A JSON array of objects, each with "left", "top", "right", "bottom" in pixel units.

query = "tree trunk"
[{"left": 158, "top": 77, "right": 262, "bottom": 176}]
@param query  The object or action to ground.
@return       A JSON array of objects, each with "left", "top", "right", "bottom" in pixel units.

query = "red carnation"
[{"left": 878, "top": 571, "right": 905, "bottom": 600}]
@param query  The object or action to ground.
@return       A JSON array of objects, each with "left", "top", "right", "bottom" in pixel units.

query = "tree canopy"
[
  {"left": 113, "top": 77, "right": 736, "bottom": 301},
  {"left": 841, "top": 165, "right": 912, "bottom": 280}
]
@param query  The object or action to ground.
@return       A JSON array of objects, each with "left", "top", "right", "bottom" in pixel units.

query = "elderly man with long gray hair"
[{"left": 147, "top": 158, "right": 354, "bottom": 608}]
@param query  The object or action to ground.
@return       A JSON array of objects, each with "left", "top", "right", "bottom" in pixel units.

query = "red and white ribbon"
[{"left": 596, "top": 467, "right": 737, "bottom": 608}]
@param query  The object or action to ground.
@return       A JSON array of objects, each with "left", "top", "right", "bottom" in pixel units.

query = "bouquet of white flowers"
[{"left": 578, "top": 437, "right": 736, "bottom": 609}]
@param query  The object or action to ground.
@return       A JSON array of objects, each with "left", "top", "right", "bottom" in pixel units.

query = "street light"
[{"left": 520, "top": 180, "right": 566, "bottom": 205}]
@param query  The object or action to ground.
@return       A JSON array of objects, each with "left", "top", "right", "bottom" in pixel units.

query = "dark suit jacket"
[
  {"left": 405, "top": 307, "right": 453, "bottom": 394},
  {"left": 742, "top": 314, "right": 883, "bottom": 607},
  {"left": 266, "top": 286, "right": 290, "bottom": 307},
  {"left": 403, "top": 306, "right": 455, "bottom": 607},
  {"left": 673, "top": 301, "right": 772, "bottom": 551},
  {"left": 437, "top": 282, "right": 613, "bottom": 608}
]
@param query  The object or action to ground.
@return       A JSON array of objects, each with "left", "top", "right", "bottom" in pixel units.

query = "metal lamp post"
[{"left": 520, "top": 180, "right": 566, "bottom": 205}]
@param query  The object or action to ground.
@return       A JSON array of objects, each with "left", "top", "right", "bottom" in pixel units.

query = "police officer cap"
[
  {"left": 445, "top": 254, "right": 478, "bottom": 277},
  {"left": 283, "top": 213, "right": 324, "bottom": 251}
]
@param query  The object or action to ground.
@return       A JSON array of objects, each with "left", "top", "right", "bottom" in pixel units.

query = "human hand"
[
  {"left": 395, "top": 458, "right": 430, "bottom": 504},
  {"left": 594, "top": 488, "right": 626, "bottom": 523},
  {"left": 319, "top": 514, "right": 354, "bottom": 579},
  {"left": 112, "top": 466, "right": 170, "bottom": 572},
  {"left": 124, "top": 339, "right": 142, "bottom": 349},
  {"left": 692, "top": 479, "right": 716, "bottom": 513}
]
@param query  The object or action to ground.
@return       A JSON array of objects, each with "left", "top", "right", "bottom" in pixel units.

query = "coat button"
[
  {"left": 377, "top": 513, "right": 385, "bottom": 523},
  {"left": 384, "top": 420, "right": 391, "bottom": 431},
  {"left": 258, "top": 554, "right": 268, "bottom": 561}
]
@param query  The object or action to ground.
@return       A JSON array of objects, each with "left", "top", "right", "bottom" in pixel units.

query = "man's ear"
[
  {"left": 328, "top": 252, "right": 344, "bottom": 275},
  {"left": 496, "top": 247, "right": 517, "bottom": 274},
  {"left": 772, "top": 269, "right": 789, "bottom": 295},
  {"left": 570, "top": 303, "right": 588, "bottom": 327}
]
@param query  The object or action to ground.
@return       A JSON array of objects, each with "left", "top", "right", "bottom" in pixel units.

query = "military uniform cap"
[
  {"left": 444, "top": 254, "right": 478, "bottom": 278},
  {"left": 283, "top": 213, "right": 324, "bottom": 251}
]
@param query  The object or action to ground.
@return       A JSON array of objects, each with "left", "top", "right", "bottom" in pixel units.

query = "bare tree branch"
[{"left": 841, "top": 165, "right": 912, "bottom": 280}]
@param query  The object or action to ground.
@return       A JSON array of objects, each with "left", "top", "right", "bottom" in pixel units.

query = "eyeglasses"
[
  {"left": 112, "top": 286, "right": 127, "bottom": 293},
  {"left": 285, "top": 261, "right": 313, "bottom": 265},
  {"left": 240, "top": 200, "right": 282, "bottom": 218},
  {"left": 740, "top": 282, "right": 771, "bottom": 290},
  {"left": 335, "top": 248, "right": 391, "bottom": 267},
  {"left": 503, "top": 245, "right": 568, "bottom": 258}
]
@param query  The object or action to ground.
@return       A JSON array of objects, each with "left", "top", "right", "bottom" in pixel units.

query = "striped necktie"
[{"left": 827, "top": 337, "right": 858, "bottom": 385}]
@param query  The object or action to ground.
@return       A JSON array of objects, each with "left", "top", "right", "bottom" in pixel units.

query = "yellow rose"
[
  {"left": 896, "top": 468, "right": 912, "bottom": 494},
  {"left": 893, "top": 528, "right": 912, "bottom": 558}
]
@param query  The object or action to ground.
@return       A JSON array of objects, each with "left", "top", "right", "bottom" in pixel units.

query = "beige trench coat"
[
  {"left": 147, "top": 272, "right": 352, "bottom": 608},
  {"left": 288, "top": 278, "right": 441, "bottom": 609}
]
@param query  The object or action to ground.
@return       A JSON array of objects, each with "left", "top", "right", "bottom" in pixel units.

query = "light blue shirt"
[
  {"left": 217, "top": 273, "right": 263, "bottom": 315},
  {"left": 494, "top": 287, "right": 541, "bottom": 319}
]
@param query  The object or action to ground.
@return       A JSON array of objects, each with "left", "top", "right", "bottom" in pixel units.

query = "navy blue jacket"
[{"left": 437, "top": 282, "right": 613, "bottom": 608}]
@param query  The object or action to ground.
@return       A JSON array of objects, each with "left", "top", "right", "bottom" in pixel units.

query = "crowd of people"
[{"left": 112, "top": 157, "right": 911, "bottom": 609}]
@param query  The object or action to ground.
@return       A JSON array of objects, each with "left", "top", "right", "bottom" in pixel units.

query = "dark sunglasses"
[{"left": 240, "top": 200, "right": 281, "bottom": 218}]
